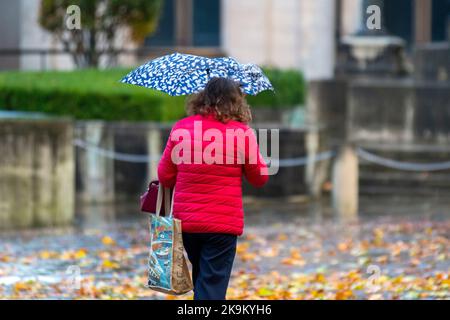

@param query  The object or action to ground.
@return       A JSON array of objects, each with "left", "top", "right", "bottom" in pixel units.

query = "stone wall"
[
  {"left": 414, "top": 43, "right": 450, "bottom": 82},
  {"left": 348, "top": 79, "right": 450, "bottom": 146},
  {"left": 0, "top": 117, "right": 321, "bottom": 228},
  {"left": 306, "top": 71, "right": 450, "bottom": 196},
  {"left": 0, "top": 118, "right": 74, "bottom": 229},
  {"left": 347, "top": 79, "right": 450, "bottom": 195},
  {"left": 307, "top": 80, "right": 348, "bottom": 145}
]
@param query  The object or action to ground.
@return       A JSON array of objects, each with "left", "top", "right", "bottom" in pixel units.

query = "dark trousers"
[{"left": 182, "top": 232, "right": 237, "bottom": 300}]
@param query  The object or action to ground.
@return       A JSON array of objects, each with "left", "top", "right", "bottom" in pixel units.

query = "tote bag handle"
[{"left": 155, "top": 183, "right": 175, "bottom": 218}]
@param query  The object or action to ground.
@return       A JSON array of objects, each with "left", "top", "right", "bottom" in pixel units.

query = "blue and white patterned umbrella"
[
  {"left": 231, "top": 63, "right": 274, "bottom": 95},
  {"left": 120, "top": 52, "right": 273, "bottom": 96}
]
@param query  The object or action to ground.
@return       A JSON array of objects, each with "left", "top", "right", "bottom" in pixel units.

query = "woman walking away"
[{"left": 157, "top": 77, "right": 269, "bottom": 300}]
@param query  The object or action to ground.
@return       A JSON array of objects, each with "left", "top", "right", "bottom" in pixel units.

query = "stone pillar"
[
  {"left": 340, "top": 0, "right": 364, "bottom": 36},
  {"left": 305, "top": 130, "right": 329, "bottom": 198},
  {"left": 0, "top": 118, "right": 74, "bottom": 229},
  {"left": 75, "top": 121, "right": 115, "bottom": 204},
  {"left": 298, "top": 0, "right": 336, "bottom": 80},
  {"left": 332, "top": 144, "right": 358, "bottom": 220},
  {"left": 146, "top": 126, "right": 162, "bottom": 182}
]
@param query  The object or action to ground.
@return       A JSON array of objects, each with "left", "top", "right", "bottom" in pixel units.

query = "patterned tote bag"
[{"left": 146, "top": 185, "right": 193, "bottom": 295}]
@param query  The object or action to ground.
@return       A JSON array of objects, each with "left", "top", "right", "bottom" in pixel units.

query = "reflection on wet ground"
[{"left": 0, "top": 195, "right": 449, "bottom": 299}]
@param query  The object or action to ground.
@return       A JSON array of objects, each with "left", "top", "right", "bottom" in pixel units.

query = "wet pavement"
[{"left": 0, "top": 195, "right": 449, "bottom": 300}]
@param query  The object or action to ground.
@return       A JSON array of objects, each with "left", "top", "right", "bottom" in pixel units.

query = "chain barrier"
[
  {"left": 74, "top": 139, "right": 160, "bottom": 163},
  {"left": 74, "top": 138, "right": 334, "bottom": 167},
  {"left": 357, "top": 147, "right": 450, "bottom": 172},
  {"left": 74, "top": 139, "right": 450, "bottom": 171},
  {"left": 274, "top": 150, "right": 335, "bottom": 167}
]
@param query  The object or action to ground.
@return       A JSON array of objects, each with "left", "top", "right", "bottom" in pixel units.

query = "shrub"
[
  {"left": 0, "top": 68, "right": 305, "bottom": 122},
  {"left": 247, "top": 68, "right": 306, "bottom": 108}
]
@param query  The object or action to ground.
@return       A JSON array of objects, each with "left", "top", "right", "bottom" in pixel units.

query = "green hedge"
[
  {"left": 247, "top": 68, "right": 305, "bottom": 108},
  {"left": 0, "top": 68, "right": 305, "bottom": 122}
]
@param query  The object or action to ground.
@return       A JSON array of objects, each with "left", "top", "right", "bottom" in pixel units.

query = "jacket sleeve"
[
  {"left": 157, "top": 128, "right": 177, "bottom": 188},
  {"left": 242, "top": 127, "right": 269, "bottom": 188}
]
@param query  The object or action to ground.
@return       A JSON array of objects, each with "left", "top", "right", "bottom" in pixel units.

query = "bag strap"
[
  {"left": 156, "top": 184, "right": 176, "bottom": 218},
  {"left": 168, "top": 186, "right": 175, "bottom": 218},
  {"left": 155, "top": 183, "right": 164, "bottom": 216},
  {"left": 164, "top": 187, "right": 170, "bottom": 216}
]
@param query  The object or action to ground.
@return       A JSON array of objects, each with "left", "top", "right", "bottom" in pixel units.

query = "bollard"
[
  {"left": 332, "top": 144, "right": 359, "bottom": 220},
  {"left": 76, "top": 121, "right": 114, "bottom": 204},
  {"left": 146, "top": 127, "right": 161, "bottom": 182},
  {"left": 305, "top": 130, "right": 329, "bottom": 198}
]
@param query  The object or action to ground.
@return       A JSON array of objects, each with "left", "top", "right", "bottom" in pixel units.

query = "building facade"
[{"left": 0, "top": 0, "right": 449, "bottom": 80}]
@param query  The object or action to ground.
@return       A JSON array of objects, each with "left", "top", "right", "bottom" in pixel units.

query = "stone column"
[
  {"left": 75, "top": 121, "right": 115, "bottom": 204},
  {"left": 340, "top": 0, "right": 364, "bottom": 36},
  {"left": 146, "top": 126, "right": 162, "bottom": 182},
  {"left": 332, "top": 144, "right": 358, "bottom": 220},
  {"left": 305, "top": 130, "right": 329, "bottom": 198},
  {"left": 298, "top": 0, "right": 336, "bottom": 80}
]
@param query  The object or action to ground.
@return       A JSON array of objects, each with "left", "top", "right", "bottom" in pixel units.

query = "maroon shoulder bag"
[{"left": 140, "top": 180, "right": 171, "bottom": 216}]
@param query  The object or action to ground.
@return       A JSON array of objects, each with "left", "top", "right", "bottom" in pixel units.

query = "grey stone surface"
[
  {"left": 348, "top": 79, "right": 450, "bottom": 146},
  {"left": 414, "top": 43, "right": 450, "bottom": 82},
  {"left": 0, "top": 118, "right": 74, "bottom": 229}
]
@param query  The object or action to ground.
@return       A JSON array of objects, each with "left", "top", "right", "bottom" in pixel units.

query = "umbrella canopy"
[{"left": 120, "top": 52, "right": 273, "bottom": 96}]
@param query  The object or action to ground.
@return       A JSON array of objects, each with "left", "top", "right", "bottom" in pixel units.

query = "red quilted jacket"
[{"left": 157, "top": 114, "right": 269, "bottom": 235}]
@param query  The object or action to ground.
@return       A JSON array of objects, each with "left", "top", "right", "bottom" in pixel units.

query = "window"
[
  {"left": 431, "top": 0, "right": 450, "bottom": 42},
  {"left": 145, "top": 0, "right": 221, "bottom": 47},
  {"left": 384, "top": 0, "right": 413, "bottom": 46},
  {"left": 193, "top": 0, "right": 221, "bottom": 46},
  {"left": 145, "top": 0, "right": 175, "bottom": 46}
]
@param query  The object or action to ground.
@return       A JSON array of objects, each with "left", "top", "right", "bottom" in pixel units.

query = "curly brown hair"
[{"left": 186, "top": 77, "right": 252, "bottom": 123}]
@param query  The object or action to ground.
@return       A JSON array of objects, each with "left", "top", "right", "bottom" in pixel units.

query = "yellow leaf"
[
  {"left": 373, "top": 228, "right": 384, "bottom": 246},
  {"left": 75, "top": 249, "right": 88, "bottom": 259},
  {"left": 236, "top": 242, "right": 250, "bottom": 254},
  {"left": 335, "top": 290, "right": 354, "bottom": 300},
  {"left": 39, "top": 250, "right": 58, "bottom": 259},
  {"left": 441, "top": 279, "right": 450, "bottom": 286},
  {"left": 14, "top": 282, "right": 33, "bottom": 293},
  {"left": 290, "top": 248, "right": 302, "bottom": 260},
  {"left": 281, "top": 257, "right": 305, "bottom": 266},
  {"left": 281, "top": 248, "right": 306, "bottom": 266},
  {"left": 102, "top": 259, "right": 120, "bottom": 269},
  {"left": 257, "top": 287, "right": 274, "bottom": 297},
  {"left": 315, "top": 273, "right": 326, "bottom": 283},
  {"left": 101, "top": 236, "right": 116, "bottom": 246},
  {"left": 239, "top": 252, "right": 257, "bottom": 262},
  {"left": 311, "top": 289, "right": 324, "bottom": 298}
]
